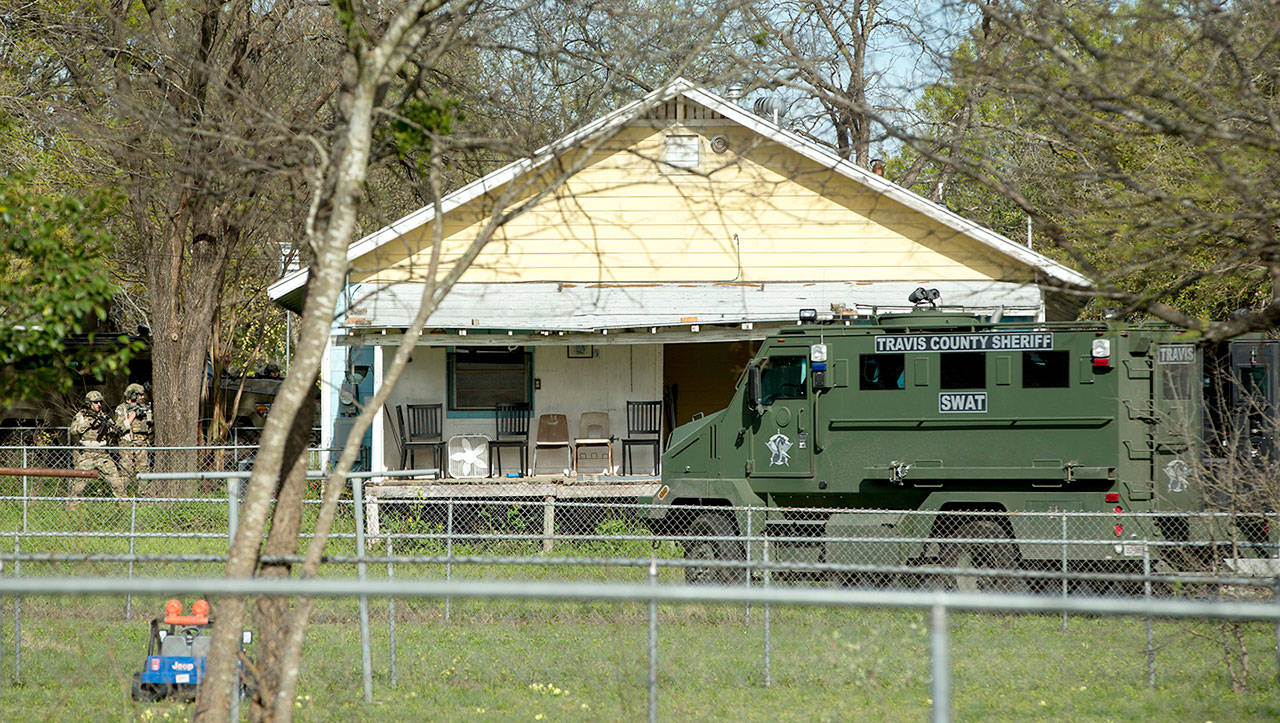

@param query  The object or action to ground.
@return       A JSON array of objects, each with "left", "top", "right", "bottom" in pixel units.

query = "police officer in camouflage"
[
  {"left": 114, "top": 383, "right": 153, "bottom": 490},
  {"left": 69, "top": 390, "right": 127, "bottom": 500}
]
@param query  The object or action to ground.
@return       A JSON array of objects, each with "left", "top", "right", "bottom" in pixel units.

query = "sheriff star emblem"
[{"left": 766, "top": 432, "right": 792, "bottom": 466}]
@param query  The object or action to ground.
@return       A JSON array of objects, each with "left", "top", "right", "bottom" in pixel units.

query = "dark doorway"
[{"left": 662, "top": 341, "right": 758, "bottom": 429}]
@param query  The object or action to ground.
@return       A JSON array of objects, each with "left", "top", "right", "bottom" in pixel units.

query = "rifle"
[{"left": 126, "top": 402, "right": 154, "bottom": 432}]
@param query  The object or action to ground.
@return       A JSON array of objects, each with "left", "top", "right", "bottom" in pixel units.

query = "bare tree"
[
  {"left": 191, "top": 2, "right": 739, "bottom": 718},
  {"left": 738, "top": 0, "right": 951, "bottom": 167},
  {"left": 885, "top": 0, "right": 1280, "bottom": 333}
]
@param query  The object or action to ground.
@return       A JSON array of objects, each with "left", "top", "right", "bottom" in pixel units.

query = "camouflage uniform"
[
  {"left": 113, "top": 383, "right": 152, "bottom": 491},
  {"left": 68, "top": 391, "right": 127, "bottom": 499}
]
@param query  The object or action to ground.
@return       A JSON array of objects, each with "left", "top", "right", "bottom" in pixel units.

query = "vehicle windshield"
[{"left": 759, "top": 356, "right": 807, "bottom": 405}]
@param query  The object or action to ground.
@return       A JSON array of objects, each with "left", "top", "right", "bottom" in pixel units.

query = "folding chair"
[
  {"left": 573, "top": 411, "right": 613, "bottom": 475},
  {"left": 621, "top": 400, "right": 662, "bottom": 475},
  {"left": 532, "top": 413, "right": 572, "bottom": 476}
]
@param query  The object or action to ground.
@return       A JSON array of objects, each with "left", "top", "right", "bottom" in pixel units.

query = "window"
[
  {"left": 448, "top": 347, "right": 531, "bottom": 411},
  {"left": 940, "top": 352, "right": 985, "bottom": 389},
  {"left": 1240, "top": 366, "right": 1268, "bottom": 399},
  {"left": 859, "top": 354, "right": 905, "bottom": 390},
  {"left": 759, "top": 356, "right": 807, "bottom": 404},
  {"left": 664, "top": 135, "right": 699, "bottom": 169},
  {"left": 1161, "top": 363, "right": 1195, "bottom": 400},
  {"left": 1023, "top": 351, "right": 1070, "bottom": 388}
]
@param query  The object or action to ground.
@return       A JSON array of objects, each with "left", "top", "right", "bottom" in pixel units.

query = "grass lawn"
[
  {"left": 0, "top": 602, "right": 1275, "bottom": 721},
  {"left": 0, "top": 493, "right": 1276, "bottom": 719}
]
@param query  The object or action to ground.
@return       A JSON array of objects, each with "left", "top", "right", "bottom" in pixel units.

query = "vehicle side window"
[
  {"left": 1239, "top": 366, "right": 1268, "bottom": 401},
  {"left": 859, "top": 354, "right": 905, "bottom": 390},
  {"left": 1023, "top": 351, "right": 1070, "bottom": 388},
  {"left": 759, "top": 356, "right": 807, "bottom": 404},
  {"left": 940, "top": 352, "right": 985, "bottom": 389}
]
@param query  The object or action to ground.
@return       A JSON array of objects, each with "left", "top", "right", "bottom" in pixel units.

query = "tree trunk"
[
  {"left": 146, "top": 219, "right": 234, "bottom": 493},
  {"left": 247, "top": 394, "right": 315, "bottom": 722}
]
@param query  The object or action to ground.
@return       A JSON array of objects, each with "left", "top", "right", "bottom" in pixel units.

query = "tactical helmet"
[
  {"left": 125, "top": 383, "right": 145, "bottom": 398},
  {"left": 84, "top": 390, "right": 104, "bottom": 404}
]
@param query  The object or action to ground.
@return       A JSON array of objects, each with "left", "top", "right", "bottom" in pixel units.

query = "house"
[{"left": 268, "top": 78, "right": 1090, "bottom": 476}]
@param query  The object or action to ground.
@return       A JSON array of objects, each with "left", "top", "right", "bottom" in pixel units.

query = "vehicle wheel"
[
  {"left": 683, "top": 513, "right": 746, "bottom": 584},
  {"left": 131, "top": 672, "right": 159, "bottom": 702},
  {"left": 943, "top": 520, "right": 1023, "bottom": 593}
]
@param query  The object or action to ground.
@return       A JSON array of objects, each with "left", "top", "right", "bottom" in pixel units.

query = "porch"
[{"left": 362, "top": 473, "right": 662, "bottom": 548}]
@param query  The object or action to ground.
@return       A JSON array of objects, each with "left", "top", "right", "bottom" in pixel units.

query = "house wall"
[
  {"left": 377, "top": 343, "right": 662, "bottom": 474},
  {"left": 353, "top": 122, "right": 1035, "bottom": 287}
]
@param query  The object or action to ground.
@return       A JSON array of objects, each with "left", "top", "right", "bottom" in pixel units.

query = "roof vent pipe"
[
  {"left": 753, "top": 96, "right": 781, "bottom": 125},
  {"left": 725, "top": 82, "right": 745, "bottom": 101}
]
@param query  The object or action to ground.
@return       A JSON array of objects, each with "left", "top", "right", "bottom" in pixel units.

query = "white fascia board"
[
  {"left": 678, "top": 87, "right": 1093, "bottom": 289},
  {"left": 269, "top": 79, "right": 699, "bottom": 302}
]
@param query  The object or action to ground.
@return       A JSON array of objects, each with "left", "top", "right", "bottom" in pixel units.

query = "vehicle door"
[
  {"left": 748, "top": 350, "right": 814, "bottom": 478},
  {"left": 1152, "top": 342, "right": 1199, "bottom": 510}
]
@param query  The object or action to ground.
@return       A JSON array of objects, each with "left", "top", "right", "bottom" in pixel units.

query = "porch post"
[{"left": 371, "top": 345, "right": 385, "bottom": 472}]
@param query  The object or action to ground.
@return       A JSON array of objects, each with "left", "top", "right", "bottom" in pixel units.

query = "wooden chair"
[
  {"left": 400, "top": 403, "right": 445, "bottom": 475},
  {"left": 489, "top": 402, "right": 530, "bottom": 477},
  {"left": 573, "top": 411, "right": 614, "bottom": 475},
  {"left": 621, "top": 400, "right": 663, "bottom": 475},
  {"left": 532, "top": 413, "right": 572, "bottom": 476}
]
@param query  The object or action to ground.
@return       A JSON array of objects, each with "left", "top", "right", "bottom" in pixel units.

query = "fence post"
[
  {"left": 353, "top": 476, "right": 373, "bottom": 703},
  {"left": 126, "top": 498, "right": 138, "bottom": 620},
  {"left": 763, "top": 532, "right": 771, "bottom": 689},
  {"left": 228, "top": 478, "right": 241, "bottom": 542},
  {"left": 744, "top": 509, "right": 752, "bottom": 623},
  {"left": 20, "top": 447, "right": 28, "bottom": 535},
  {"left": 445, "top": 499, "right": 453, "bottom": 623},
  {"left": 542, "top": 496, "right": 555, "bottom": 554},
  {"left": 1061, "top": 512, "right": 1068, "bottom": 632},
  {"left": 1274, "top": 575, "right": 1280, "bottom": 701},
  {"left": 1144, "top": 540, "right": 1154, "bottom": 688},
  {"left": 1, "top": 539, "right": 5, "bottom": 690},
  {"left": 388, "top": 534, "right": 397, "bottom": 688},
  {"left": 17, "top": 447, "right": 25, "bottom": 688},
  {"left": 647, "top": 556, "right": 658, "bottom": 723},
  {"left": 930, "top": 604, "right": 951, "bottom": 723},
  {"left": 227, "top": 467, "right": 242, "bottom": 711},
  {"left": 11, "top": 532, "right": 20, "bottom": 686}
]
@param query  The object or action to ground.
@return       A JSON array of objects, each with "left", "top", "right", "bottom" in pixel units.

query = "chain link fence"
[{"left": 0, "top": 445, "right": 1277, "bottom": 719}]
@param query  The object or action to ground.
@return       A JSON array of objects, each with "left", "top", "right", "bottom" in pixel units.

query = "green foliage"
[
  {"left": 378, "top": 93, "right": 466, "bottom": 171},
  {"left": 0, "top": 175, "right": 143, "bottom": 403}
]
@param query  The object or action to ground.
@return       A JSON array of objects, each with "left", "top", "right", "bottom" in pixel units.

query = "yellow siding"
[{"left": 352, "top": 120, "right": 1035, "bottom": 285}]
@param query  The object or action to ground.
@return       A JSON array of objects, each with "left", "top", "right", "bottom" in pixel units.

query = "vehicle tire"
[
  {"left": 683, "top": 513, "right": 746, "bottom": 584},
  {"left": 131, "top": 672, "right": 159, "bottom": 702},
  {"left": 943, "top": 520, "right": 1023, "bottom": 593}
]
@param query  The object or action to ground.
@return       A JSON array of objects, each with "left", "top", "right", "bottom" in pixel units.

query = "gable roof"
[{"left": 269, "top": 78, "right": 1090, "bottom": 307}]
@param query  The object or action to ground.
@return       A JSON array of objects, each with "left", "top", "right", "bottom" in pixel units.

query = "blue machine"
[{"left": 131, "top": 600, "right": 250, "bottom": 702}]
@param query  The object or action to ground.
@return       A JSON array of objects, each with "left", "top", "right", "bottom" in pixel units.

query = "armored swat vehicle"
[{"left": 645, "top": 300, "right": 1277, "bottom": 586}]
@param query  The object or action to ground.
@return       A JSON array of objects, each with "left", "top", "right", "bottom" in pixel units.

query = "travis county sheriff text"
[{"left": 875, "top": 332, "right": 1054, "bottom": 353}]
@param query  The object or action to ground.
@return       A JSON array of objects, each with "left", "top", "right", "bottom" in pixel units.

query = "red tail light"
[
  {"left": 1114, "top": 524, "right": 1123, "bottom": 536},
  {"left": 1105, "top": 493, "right": 1120, "bottom": 503}
]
